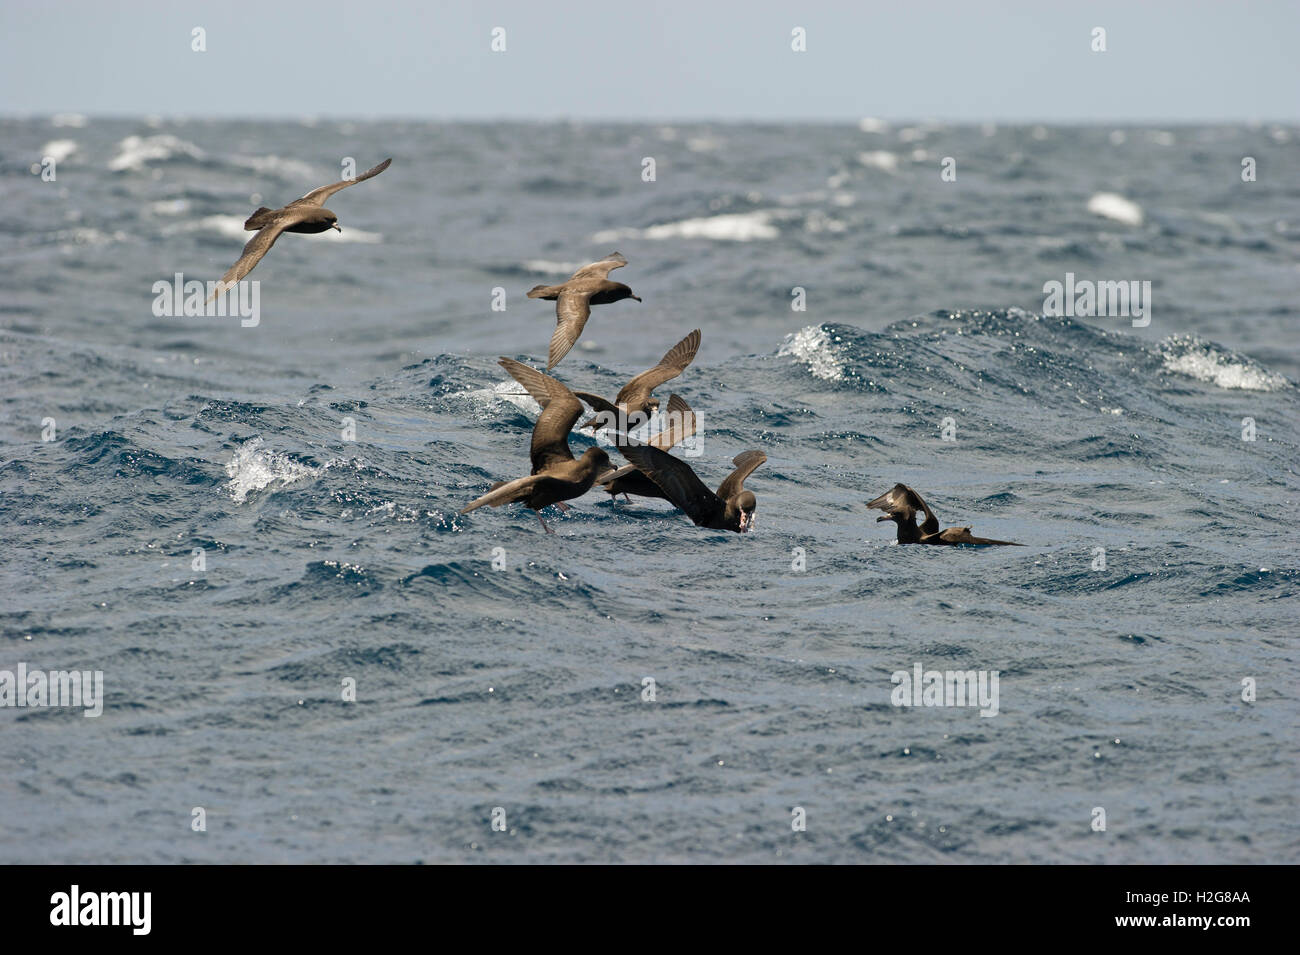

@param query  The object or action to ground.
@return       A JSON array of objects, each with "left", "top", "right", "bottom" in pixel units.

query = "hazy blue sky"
[{"left": 3, "top": 0, "right": 1296, "bottom": 121}]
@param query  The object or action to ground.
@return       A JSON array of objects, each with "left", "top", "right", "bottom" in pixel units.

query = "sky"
[{"left": 2, "top": 0, "right": 1297, "bottom": 122}]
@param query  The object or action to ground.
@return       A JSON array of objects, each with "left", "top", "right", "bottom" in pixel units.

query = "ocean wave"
[{"left": 1160, "top": 336, "right": 1290, "bottom": 391}]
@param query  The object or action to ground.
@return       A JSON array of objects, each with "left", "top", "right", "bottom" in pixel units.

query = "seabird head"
[{"left": 736, "top": 491, "right": 757, "bottom": 532}]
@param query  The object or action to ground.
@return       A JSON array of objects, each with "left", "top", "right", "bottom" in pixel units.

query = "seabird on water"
[
  {"left": 207, "top": 157, "right": 392, "bottom": 301},
  {"left": 595, "top": 394, "right": 698, "bottom": 501},
  {"left": 526, "top": 252, "right": 642, "bottom": 369},
  {"left": 617, "top": 445, "right": 766, "bottom": 533},
  {"left": 866, "top": 483, "right": 1022, "bottom": 546},
  {"left": 574, "top": 329, "right": 701, "bottom": 431},
  {"left": 460, "top": 358, "right": 610, "bottom": 533}
]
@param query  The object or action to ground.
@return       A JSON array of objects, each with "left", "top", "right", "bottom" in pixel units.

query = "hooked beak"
[
  {"left": 332, "top": 223, "right": 342, "bottom": 233},
  {"left": 631, "top": 295, "right": 642, "bottom": 302},
  {"left": 876, "top": 515, "right": 889, "bottom": 522}
]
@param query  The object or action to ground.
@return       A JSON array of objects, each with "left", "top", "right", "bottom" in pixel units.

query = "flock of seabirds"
[{"left": 209, "top": 157, "right": 1021, "bottom": 544}]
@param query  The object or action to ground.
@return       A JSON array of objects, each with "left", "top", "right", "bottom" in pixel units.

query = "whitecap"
[
  {"left": 40, "top": 139, "right": 78, "bottom": 163},
  {"left": 857, "top": 150, "right": 900, "bottom": 173},
  {"left": 1087, "top": 192, "right": 1144, "bottom": 226},
  {"left": 1160, "top": 337, "right": 1289, "bottom": 392},
  {"left": 593, "top": 210, "right": 780, "bottom": 243},
  {"left": 108, "top": 134, "right": 205, "bottom": 171},
  {"left": 779, "top": 325, "right": 845, "bottom": 382},
  {"left": 224, "top": 438, "right": 318, "bottom": 503}
]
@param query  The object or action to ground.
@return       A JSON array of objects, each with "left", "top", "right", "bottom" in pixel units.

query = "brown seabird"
[
  {"left": 595, "top": 394, "right": 698, "bottom": 501},
  {"left": 460, "top": 358, "right": 610, "bottom": 533},
  {"left": 526, "top": 252, "right": 642, "bottom": 369},
  {"left": 207, "top": 157, "right": 392, "bottom": 301},
  {"left": 574, "top": 328, "right": 701, "bottom": 431},
  {"left": 866, "top": 483, "right": 1021, "bottom": 546},
  {"left": 617, "top": 445, "right": 766, "bottom": 533}
]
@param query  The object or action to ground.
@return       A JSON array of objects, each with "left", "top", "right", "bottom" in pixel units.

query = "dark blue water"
[{"left": 1, "top": 118, "right": 1297, "bottom": 862}]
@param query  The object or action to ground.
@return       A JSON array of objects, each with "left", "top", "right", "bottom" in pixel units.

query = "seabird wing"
[
  {"left": 498, "top": 358, "right": 581, "bottom": 470},
  {"left": 930, "top": 526, "right": 1022, "bottom": 546},
  {"left": 570, "top": 252, "right": 627, "bottom": 281},
  {"left": 499, "top": 357, "right": 557, "bottom": 409},
  {"left": 206, "top": 208, "right": 312, "bottom": 302},
  {"left": 460, "top": 473, "right": 544, "bottom": 513},
  {"left": 615, "top": 329, "right": 701, "bottom": 405},
  {"left": 647, "top": 394, "right": 696, "bottom": 451},
  {"left": 716, "top": 450, "right": 767, "bottom": 501},
  {"left": 290, "top": 157, "right": 392, "bottom": 208},
  {"left": 547, "top": 290, "right": 592, "bottom": 369},
  {"left": 865, "top": 482, "right": 930, "bottom": 524},
  {"left": 618, "top": 444, "right": 721, "bottom": 525}
]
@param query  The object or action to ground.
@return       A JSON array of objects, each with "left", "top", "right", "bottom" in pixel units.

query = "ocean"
[{"left": 1, "top": 117, "right": 1296, "bottom": 863}]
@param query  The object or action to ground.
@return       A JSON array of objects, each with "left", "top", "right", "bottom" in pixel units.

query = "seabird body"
[
  {"left": 618, "top": 446, "right": 765, "bottom": 533},
  {"left": 866, "top": 483, "right": 1021, "bottom": 546},
  {"left": 208, "top": 157, "right": 392, "bottom": 301},
  {"left": 460, "top": 358, "right": 610, "bottom": 532},
  {"left": 527, "top": 252, "right": 641, "bottom": 369}
]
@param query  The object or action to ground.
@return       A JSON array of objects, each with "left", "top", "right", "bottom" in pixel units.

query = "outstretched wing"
[
  {"left": 616, "top": 328, "right": 701, "bottom": 406},
  {"left": 206, "top": 207, "right": 315, "bottom": 302},
  {"left": 570, "top": 251, "right": 627, "bottom": 281},
  {"left": 547, "top": 290, "right": 593, "bottom": 369},
  {"left": 500, "top": 357, "right": 560, "bottom": 409},
  {"left": 460, "top": 473, "right": 544, "bottom": 513},
  {"left": 648, "top": 394, "right": 696, "bottom": 451},
  {"left": 716, "top": 450, "right": 766, "bottom": 501},
  {"left": 865, "top": 483, "right": 937, "bottom": 531},
  {"left": 618, "top": 443, "right": 721, "bottom": 526},
  {"left": 499, "top": 358, "right": 582, "bottom": 472},
  {"left": 289, "top": 157, "right": 392, "bottom": 208}
]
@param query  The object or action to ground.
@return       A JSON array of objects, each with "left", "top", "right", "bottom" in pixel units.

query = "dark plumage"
[
  {"left": 207, "top": 157, "right": 392, "bottom": 301},
  {"left": 595, "top": 394, "right": 697, "bottom": 501},
  {"left": 866, "top": 483, "right": 1021, "bottom": 546},
  {"left": 526, "top": 252, "right": 641, "bottom": 369},
  {"left": 460, "top": 358, "right": 610, "bottom": 532},
  {"left": 617, "top": 445, "right": 765, "bottom": 533},
  {"left": 575, "top": 329, "right": 700, "bottom": 431}
]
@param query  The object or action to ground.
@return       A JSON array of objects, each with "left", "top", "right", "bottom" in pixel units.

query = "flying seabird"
[
  {"left": 595, "top": 394, "right": 698, "bottom": 501},
  {"left": 207, "top": 157, "right": 392, "bottom": 301},
  {"left": 526, "top": 252, "right": 642, "bottom": 369},
  {"left": 617, "top": 445, "right": 766, "bottom": 533},
  {"left": 866, "top": 483, "right": 1021, "bottom": 546},
  {"left": 460, "top": 358, "right": 610, "bottom": 532},
  {"left": 574, "top": 329, "right": 701, "bottom": 431}
]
